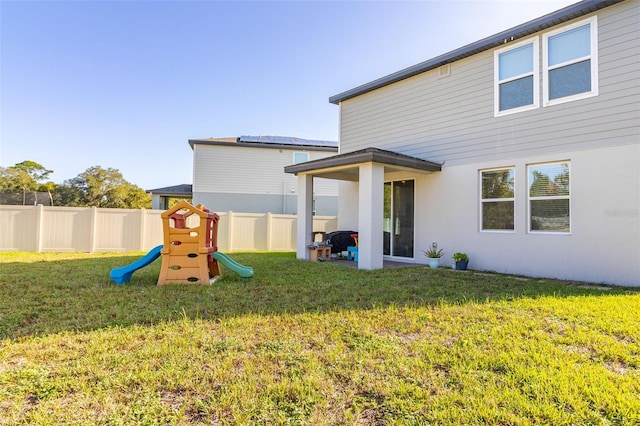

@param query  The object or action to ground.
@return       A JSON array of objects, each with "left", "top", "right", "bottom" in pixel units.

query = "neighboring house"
[
  {"left": 190, "top": 135, "right": 339, "bottom": 215},
  {"left": 147, "top": 184, "right": 192, "bottom": 210},
  {"left": 287, "top": 0, "right": 639, "bottom": 286}
]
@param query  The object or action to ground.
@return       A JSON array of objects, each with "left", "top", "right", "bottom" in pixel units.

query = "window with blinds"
[
  {"left": 495, "top": 38, "right": 539, "bottom": 116},
  {"left": 528, "top": 161, "right": 571, "bottom": 233},
  {"left": 494, "top": 16, "right": 598, "bottom": 116},
  {"left": 543, "top": 17, "right": 598, "bottom": 105},
  {"left": 481, "top": 167, "right": 515, "bottom": 231}
]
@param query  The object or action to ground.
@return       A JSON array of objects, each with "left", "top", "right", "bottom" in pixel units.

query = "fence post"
[
  {"left": 34, "top": 204, "right": 44, "bottom": 252},
  {"left": 227, "top": 211, "right": 234, "bottom": 252},
  {"left": 267, "top": 212, "right": 273, "bottom": 252},
  {"left": 89, "top": 206, "right": 97, "bottom": 253},
  {"left": 139, "top": 208, "right": 146, "bottom": 250}
]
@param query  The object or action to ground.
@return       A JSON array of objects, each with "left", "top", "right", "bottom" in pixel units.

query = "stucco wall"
[{"left": 338, "top": 144, "right": 639, "bottom": 286}]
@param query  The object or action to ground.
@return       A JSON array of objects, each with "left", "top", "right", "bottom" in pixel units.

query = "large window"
[
  {"left": 481, "top": 168, "right": 515, "bottom": 231},
  {"left": 495, "top": 38, "right": 539, "bottom": 115},
  {"left": 528, "top": 161, "right": 570, "bottom": 233},
  {"left": 494, "top": 17, "right": 598, "bottom": 115},
  {"left": 543, "top": 17, "right": 597, "bottom": 105},
  {"left": 543, "top": 17, "right": 598, "bottom": 105}
]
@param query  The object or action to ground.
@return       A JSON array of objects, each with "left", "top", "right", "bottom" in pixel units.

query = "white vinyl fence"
[{"left": 0, "top": 205, "right": 338, "bottom": 253}]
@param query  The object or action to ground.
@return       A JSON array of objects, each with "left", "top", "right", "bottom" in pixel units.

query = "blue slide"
[
  {"left": 212, "top": 251, "right": 254, "bottom": 279},
  {"left": 110, "top": 245, "right": 163, "bottom": 285}
]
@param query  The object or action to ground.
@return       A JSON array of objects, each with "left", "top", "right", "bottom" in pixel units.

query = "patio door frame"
[{"left": 383, "top": 179, "right": 415, "bottom": 259}]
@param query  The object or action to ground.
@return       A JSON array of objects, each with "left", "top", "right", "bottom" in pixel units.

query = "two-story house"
[
  {"left": 190, "top": 135, "right": 339, "bottom": 215},
  {"left": 287, "top": 0, "right": 639, "bottom": 286}
]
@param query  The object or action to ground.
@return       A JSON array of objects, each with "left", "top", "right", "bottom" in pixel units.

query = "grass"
[{"left": 1, "top": 251, "right": 639, "bottom": 425}]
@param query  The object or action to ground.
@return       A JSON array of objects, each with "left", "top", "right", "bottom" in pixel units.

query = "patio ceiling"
[{"left": 284, "top": 147, "right": 441, "bottom": 181}]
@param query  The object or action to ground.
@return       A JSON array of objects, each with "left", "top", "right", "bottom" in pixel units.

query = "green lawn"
[{"left": 1, "top": 252, "right": 639, "bottom": 425}]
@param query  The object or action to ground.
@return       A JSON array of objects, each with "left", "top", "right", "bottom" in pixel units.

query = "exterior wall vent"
[{"left": 438, "top": 64, "right": 451, "bottom": 79}]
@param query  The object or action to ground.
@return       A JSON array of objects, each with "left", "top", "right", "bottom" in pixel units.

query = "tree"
[
  {"left": 13, "top": 161, "right": 53, "bottom": 184},
  {"left": 0, "top": 161, "right": 56, "bottom": 205},
  {"left": 54, "top": 166, "right": 151, "bottom": 208},
  {"left": 0, "top": 161, "right": 56, "bottom": 194},
  {"left": 0, "top": 161, "right": 54, "bottom": 191}
]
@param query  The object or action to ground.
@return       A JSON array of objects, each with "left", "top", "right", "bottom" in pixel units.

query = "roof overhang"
[
  {"left": 188, "top": 137, "right": 339, "bottom": 152},
  {"left": 146, "top": 184, "right": 193, "bottom": 196},
  {"left": 284, "top": 147, "right": 441, "bottom": 181}
]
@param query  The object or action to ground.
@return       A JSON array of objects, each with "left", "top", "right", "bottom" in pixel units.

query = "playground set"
[{"left": 110, "top": 200, "right": 254, "bottom": 285}]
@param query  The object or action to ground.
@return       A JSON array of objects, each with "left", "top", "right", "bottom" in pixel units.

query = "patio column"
[
  {"left": 296, "top": 172, "right": 314, "bottom": 260},
  {"left": 358, "top": 163, "right": 384, "bottom": 270}
]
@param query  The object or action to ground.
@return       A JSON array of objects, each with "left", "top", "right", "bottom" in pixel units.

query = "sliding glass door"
[{"left": 383, "top": 180, "right": 414, "bottom": 258}]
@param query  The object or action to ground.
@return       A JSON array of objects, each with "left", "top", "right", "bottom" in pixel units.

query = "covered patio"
[{"left": 285, "top": 147, "right": 441, "bottom": 270}]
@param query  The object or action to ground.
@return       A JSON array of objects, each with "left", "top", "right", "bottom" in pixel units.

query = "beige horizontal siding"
[
  {"left": 193, "top": 144, "right": 339, "bottom": 197},
  {"left": 338, "top": 1, "right": 639, "bottom": 166}
]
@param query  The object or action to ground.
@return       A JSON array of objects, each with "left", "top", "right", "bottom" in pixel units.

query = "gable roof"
[
  {"left": 189, "top": 135, "right": 338, "bottom": 151},
  {"left": 329, "top": 0, "right": 624, "bottom": 105}
]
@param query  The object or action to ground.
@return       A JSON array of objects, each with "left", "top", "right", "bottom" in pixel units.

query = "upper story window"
[
  {"left": 543, "top": 17, "right": 598, "bottom": 106},
  {"left": 293, "top": 152, "right": 309, "bottom": 164},
  {"left": 494, "top": 17, "right": 598, "bottom": 116},
  {"left": 480, "top": 167, "right": 515, "bottom": 231},
  {"left": 495, "top": 38, "right": 539, "bottom": 116}
]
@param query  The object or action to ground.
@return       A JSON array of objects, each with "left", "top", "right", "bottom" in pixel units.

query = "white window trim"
[
  {"left": 479, "top": 166, "right": 516, "bottom": 233},
  {"left": 494, "top": 37, "right": 539, "bottom": 117},
  {"left": 527, "top": 161, "right": 572, "bottom": 235},
  {"left": 542, "top": 16, "right": 598, "bottom": 107},
  {"left": 293, "top": 152, "right": 309, "bottom": 164}
]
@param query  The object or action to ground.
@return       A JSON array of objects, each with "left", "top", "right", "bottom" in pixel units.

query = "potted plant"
[
  {"left": 422, "top": 242, "right": 444, "bottom": 268},
  {"left": 451, "top": 252, "right": 469, "bottom": 270}
]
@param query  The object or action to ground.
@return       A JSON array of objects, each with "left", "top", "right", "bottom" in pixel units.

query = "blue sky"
[{"left": 1, "top": 0, "right": 575, "bottom": 190}]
